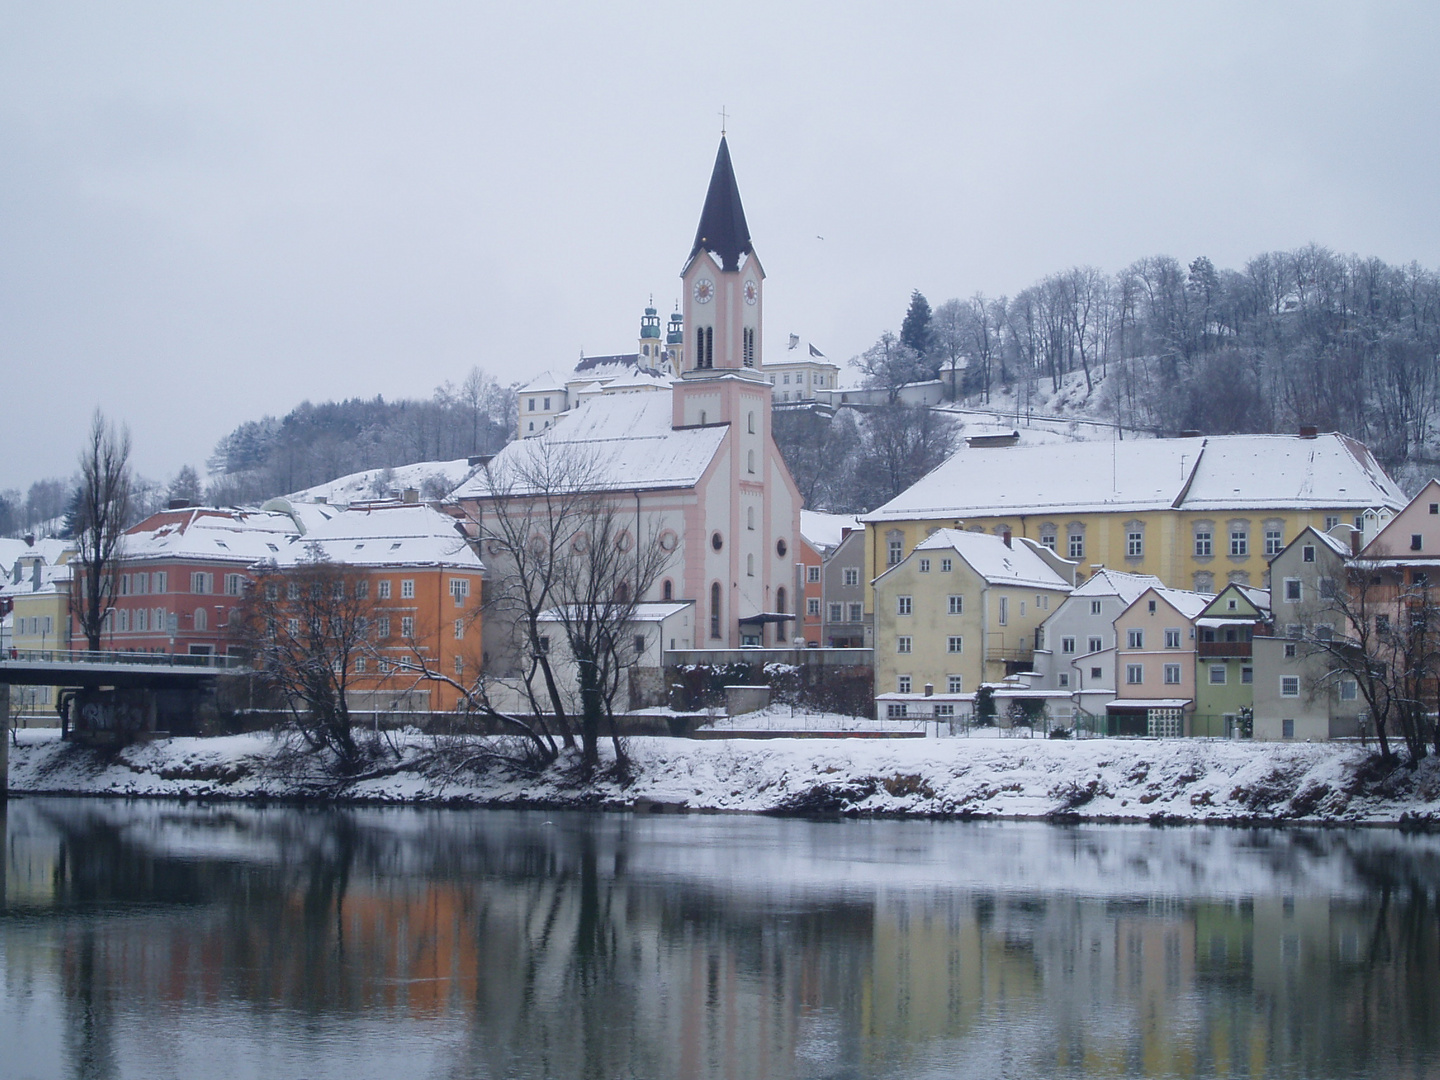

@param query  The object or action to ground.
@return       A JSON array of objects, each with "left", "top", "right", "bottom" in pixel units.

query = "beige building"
[
  {"left": 873, "top": 529, "right": 1073, "bottom": 717},
  {"left": 861, "top": 432, "right": 1405, "bottom": 610}
]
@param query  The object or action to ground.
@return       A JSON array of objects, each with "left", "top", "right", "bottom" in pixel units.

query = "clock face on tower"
[
  {"left": 692, "top": 278, "right": 715, "bottom": 304},
  {"left": 743, "top": 280, "right": 758, "bottom": 305}
]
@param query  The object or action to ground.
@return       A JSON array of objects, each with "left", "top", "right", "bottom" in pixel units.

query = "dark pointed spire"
[{"left": 690, "top": 137, "right": 752, "bottom": 272}]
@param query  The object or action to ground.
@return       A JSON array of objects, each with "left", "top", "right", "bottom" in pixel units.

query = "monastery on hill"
[{"left": 456, "top": 137, "right": 805, "bottom": 651}]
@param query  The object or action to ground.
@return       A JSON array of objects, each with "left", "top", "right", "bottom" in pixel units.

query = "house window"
[
  {"left": 1127, "top": 629, "right": 1144, "bottom": 649},
  {"left": 1091, "top": 666, "right": 1103, "bottom": 679},
  {"left": 1266, "top": 529, "right": 1284, "bottom": 556},
  {"left": 886, "top": 702, "right": 908, "bottom": 718},
  {"left": 998, "top": 597, "right": 1008, "bottom": 625},
  {"left": 1090, "top": 600, "right": 1102, "bottom": 616},
  {"left": 1061, "top": 636, "right": 1076, "bottom": 654},
  {"left": 1340, "top": 679, "right": 1358, "bottom": 700},
  {"left": 634, "top": 634, "right": 647, "bottom": 655},
  {"left": 887, "top": 533, "right": 903, "bottom": 567},
  {"left": 401, "top": 616, "right": 414, "bottom": 638},
  {"left": 1281, "top": 676, "right": 1300, "bottom": 697},
  {"left": 808, "top": 566, "right": 821, "bottom": 583},
  {"left": 1058, "top": 673, "right": 1070, "bottom": 687},
  {"left": 828, "top": 602, "right": 842, "bottom": 622},
  {"left": 1165, "top": 664, "right": 1182, "bottom": 685},
  {"left": 1376, "top": 614, "right": 1390, "bottom": 635},
  {"left": 378, "top": 617, "right": 391, "bottom": 638},
  {"left": 1088, "top": 636, "right": 1103, "bottom": 653},
  {"left": 844, "top": 568, "right": 860, "bottom": 587},
  {"left": 1230, "top": 530, "right": 1248, "bottom": 557},
  {"left": 191, "top": 572, "right": 210, "bottom": 594},
  {"left": 450, "top": 578, "right": 470, "bottom": 605},
  {"left": 528, "top": 399, "right": 535, "bottom": 411},
  {"left": 543, "top": 396, "right": 551, "bottom": 410},
  {"left": 940, "top": 558, "right": 952, "bottom": 572},
  {"left": 948, "top": 595, "right": 963, "bottom": 615},
  {"left": 1413, "top": 534, "right": 1424, "bottom": 551},
  {"left": 1284, "top": 579, "right": 1302, "bottom": 602},
  {"left": 1195, "top": 530, "right": 1212, "bottom": 557},
  {"left": 454, "top": 656, "right": 464, "bottom": 676},
  {"left": 401, "top": 580, "right": 415, "bottom": 599},
  {"left": 897, "top": 675, "right": 911, "bottom": 693},
  {"left": 287, "top": 618, "right": 299, "bottom": 635},
  {"left": 947, "top": 636, "right": 963, "bottom": 653},
  {"left": 1068, "top": 533, "right": 1084, "bottom": 559},
  {"left": 807, "top": 598, "right": 821, "bottom": 617},
  {"left": 225, "top": 574, "right": 244, "bottom": 596},
  {"left": 454, "top": 619, "right": 465, "bottom": 640},
  {"left": 948, "top": 675, "right": 963, "bottom": 694},
  {"left": 1284, "top": 642, "right": 1297, "bottom": 658},
  {"left": 1040, "top": 532, "right": 1056, "bottom": 551},
  {"left": 1148, "top": 599, "right": 1157, "bottom": 613},
  {"left": 848, "top": 602, "right": 863, "bottom": 622},
  {"left": 897, "top": 636, "right": 912, "bottom": 654},
  {"left": 193, "top": 607, "right": 207, "bottom": 632},
  {"left": 1126, "top": 664, "right": 1144, "bottom": 684},
  {"left": 1241, "top": 666, "right": 1253, "bottom": 683},
  {"left": 1324, "top": 516, "right": 1340, "bottom": 530},
  {"left": 1303, "top": 545, "right": 1316, "bottom": 563},
  {"left": 1164, "top": 629, "right": 1181, "bottom": 648},
  {"left": 1127, "top": 531, "right": 1144, "bottom": 557},
  {"left": 378, "top": 580, "right": 391, "bottom": 599},
  {"left": 918, "top": 558, "right": 930, "bottom": 573},
  {"left": 1283, "top": 718, "right": 1295, "bottom": 738},
  {"left": 1209, "top": 665, "right": 1226, "bottom": 685}
]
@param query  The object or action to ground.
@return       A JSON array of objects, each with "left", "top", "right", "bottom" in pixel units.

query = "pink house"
[{"left": 1109, "top": 585, "right": 1211, "bottom": 736}]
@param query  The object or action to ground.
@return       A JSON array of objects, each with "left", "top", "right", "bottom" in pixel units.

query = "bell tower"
[
  {"left": 673, "top": 136, "right": 767, "bottom": 427},
  {"left": 637, "top": 301, "right": 663, "bottom": 369}
]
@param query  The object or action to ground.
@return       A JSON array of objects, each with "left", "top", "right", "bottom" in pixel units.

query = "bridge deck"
[{"left": 0, "top": 649, "right": 246, "bottom": 688}]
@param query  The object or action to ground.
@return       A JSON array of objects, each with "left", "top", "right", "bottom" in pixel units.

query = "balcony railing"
[{"left": 1197, "top": 640, "right": 1252, "bottom": 658}]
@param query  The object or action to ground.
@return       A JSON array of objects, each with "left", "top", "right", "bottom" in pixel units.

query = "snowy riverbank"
[{"left": 10, "top": 726, "right": 1440, "bottom": 825}]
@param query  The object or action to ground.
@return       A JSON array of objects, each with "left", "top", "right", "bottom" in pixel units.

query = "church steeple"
[{"left": 689, "top": 136, "right": 752, "bottom": 272}]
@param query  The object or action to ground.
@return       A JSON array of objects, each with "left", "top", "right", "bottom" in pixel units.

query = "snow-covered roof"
[
  {"left": 1123, "top": 586, "right": 1214, "bottom": 621},
  {"left": 800, "top": 510, "right": 861, "bottom": 553},
  {"left": 538, "top": 601, "right": 693, "bottom": 624},
  {"left": 1105, "top": 698, "right": 1192, "bottom": 709},
  {"left": 121, "top": 508, "right": 302, "bottom": 565},
  {"left": 520, "top": 370, "right": 568, "bottom": 394},
  {"left": 767, "top": 334, "right": 835, "bottom": 367},
  {"left": 0, "top": 560, "right": 70, "bottom": 599},
  {"left": 283, "top": 458, "right": 479, "bottom": 508},
  {"left": 896, "top": 528, "right": 1072, "bottom": 590},
  {"left": 267, "top": 504, "right": 482, "bottom": 571},
  {"left": 0, "top": 537, "right": 72, "bottom": 571},
  {"left": 453, "top": 393, "right": 728, "bottom": 498},
  {"left": 1070, "top": 568, "right": 1164, "bottom": 603},
  {"left": 863, "top": 433, "right": 1405, "bottom": 522}
]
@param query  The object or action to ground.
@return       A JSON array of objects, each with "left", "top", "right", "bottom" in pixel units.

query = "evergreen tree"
[{"left": 900, "top": 290, "right": 934, "bottom": 361}]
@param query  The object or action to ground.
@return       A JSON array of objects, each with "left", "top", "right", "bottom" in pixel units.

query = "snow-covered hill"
[{"left": 284, "top": 457, "right": 480, "bottom": 506}]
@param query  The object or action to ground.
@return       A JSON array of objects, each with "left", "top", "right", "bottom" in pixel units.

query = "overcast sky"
[{"left": 4, "top": 2, "right": 1439, "bottom": 493}]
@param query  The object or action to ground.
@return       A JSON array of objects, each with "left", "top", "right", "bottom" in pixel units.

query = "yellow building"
[
  {"left": 862, "top": 432, "right": 1405, "bottom": 608},
  {"left": 872, "top": 529, "right": 1073, "bottom": 716},
  {"left": 2, "top": 555, "right": 73, "bottom": 720}
]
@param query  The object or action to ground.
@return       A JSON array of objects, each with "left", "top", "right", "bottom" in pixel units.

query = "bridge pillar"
[{"left": 0, "top": 683, "right": 8, "bottom": 801}]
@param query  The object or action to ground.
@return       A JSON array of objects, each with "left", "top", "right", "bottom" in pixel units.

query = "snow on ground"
[
  {"left": 284, "top": 458, "right": 479, "bottom": 506},
  {"left": 9, "top": 727, "right": 1440, "bottom": 825}
]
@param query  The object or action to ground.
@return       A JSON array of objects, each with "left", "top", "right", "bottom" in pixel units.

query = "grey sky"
[{"left": 3, "top": 2, "right": 1438, "bottom": 493}]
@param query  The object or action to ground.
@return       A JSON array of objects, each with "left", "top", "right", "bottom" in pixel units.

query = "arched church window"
[
  {"left": 747, "top": 449, "right": 755, "bottom": 474},
  {"left": 776, "top": 587, "right": 786, "bottom": 614},
  {"left": 662, "top": 579, "right": 673, "bottom": 601},
  {"left": 748, "top": 412, "right": 755, "bottom": 434},
  {"left": 710, "top": 583, "right": 722, "bottom": 639}
]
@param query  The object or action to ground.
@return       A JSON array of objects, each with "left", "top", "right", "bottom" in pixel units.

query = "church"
[{"left": 453, "top": 136, "right": 804, "bottom": 651}]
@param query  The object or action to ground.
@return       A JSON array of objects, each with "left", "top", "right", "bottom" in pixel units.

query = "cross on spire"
[{"left": 719, "top": 106, "right": 728, "bottom": 136}]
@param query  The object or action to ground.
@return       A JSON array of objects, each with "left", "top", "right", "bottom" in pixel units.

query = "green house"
[{"left": 1192, "top": 584, "right": 1270, "bottom": 737}]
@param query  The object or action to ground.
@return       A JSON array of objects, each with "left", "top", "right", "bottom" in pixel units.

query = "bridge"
[{"left": 1, "top": 650, "right": 250, "bottom": 798}]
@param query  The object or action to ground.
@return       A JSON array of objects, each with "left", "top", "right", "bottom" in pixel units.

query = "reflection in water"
[{"left": 3, "top": 800, "right": 1440, "bottom": 1079}]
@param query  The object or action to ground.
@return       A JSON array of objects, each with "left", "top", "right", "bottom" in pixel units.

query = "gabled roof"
[
  {"left": 1198, "top": 583, "right": 1270, "bottom": 620},
  {"left": 895, "top": 528, "right": 1072, "bottom": 591},
  {"left": 800, "top": 510, "right": 861, "bottom": 553},
  {"left": 689, "top": 137, "right": 752, "bottom": 272},
  {"left": 1120, "top": 586, "right": 1213, "bottom": 622},
  {"left": 121, "top": 508, "right": 302, "bottom": 564},
  {"left": 1070, "top": 567, "right": 1164, "bottom": 603},
  {"left": 862, "top": 433, "right": 1405, "bottom": 522},
  {"left": 1359, "top": 478, "right": 1440, "bottom": 559},
  {"left": 1275, "top": 524, "right": 1352, "bottom": 564},
  {"left": 452, "top": 393, "right": 728, "bottom": 498},
  {"left": 269, "top": 504, "right": 481, "bottom": 571}
]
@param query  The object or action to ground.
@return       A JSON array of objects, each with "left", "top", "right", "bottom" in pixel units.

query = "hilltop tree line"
[{"left": 771, "top": 246, "right": 1440, "bottom": 515}]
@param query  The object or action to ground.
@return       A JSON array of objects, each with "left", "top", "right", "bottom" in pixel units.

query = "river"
[{"left": 2, "top": 799, "right": 1438, "bottom": 1079}]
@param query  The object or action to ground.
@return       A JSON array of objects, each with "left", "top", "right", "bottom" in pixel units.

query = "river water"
[{"left": 2, "top": 799, "right": 1438, "bottom": 1079}]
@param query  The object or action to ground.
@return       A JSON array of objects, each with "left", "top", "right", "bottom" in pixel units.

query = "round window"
[
  {"left": 776, "top": 538, "right": 788, "bottom": 557},
  {"left": 658, "top": 530, "right": 678, "bottom": 552},
  {"left": 711, "top": 531, "right": 723, "bottom": 552}
]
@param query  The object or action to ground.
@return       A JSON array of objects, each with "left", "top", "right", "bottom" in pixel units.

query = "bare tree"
[
  {"left": 453, "top": 442, "right": 674, "bottom": 772},
  {"left": 1303, "top": 561, "right": 1440, "bottom": 765},
  {"left": 73, "top": 411, "right": 132, "bottom": 651},
  {"left": 237, "top": 546, "right": 384, "bottom": 773},
  {"left": 853, "top": 403, "right": 958, "bottom": 510}
]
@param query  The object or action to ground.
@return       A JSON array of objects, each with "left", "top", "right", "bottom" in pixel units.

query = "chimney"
[
  {"left": 924, "top": 683, "right": 934, "bottom": 697},
  {"left": 1299, "top": 425, "right": 1319, "bottom": 439},
  {"left": 168, "top": 498, "right": 191, "bottom": 510},
  {"left": 315, "top": 496, "right": 327, "bottom": 504},
  {"left": 402, "top": 487, "right": 420, "bottom": 504},
  {"left": 23, "top": 533, "right": 34, "bottom": 548},
  {"left": 1002, "top": 529, "right": 1012, "bottom": 549},
  {"left": 1351, "top": 527, "right": 1362, "bottom": 557}
]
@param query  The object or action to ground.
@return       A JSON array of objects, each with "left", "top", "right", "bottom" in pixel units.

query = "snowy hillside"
[{"left": 284, "top": 457, "right": 480, "bottom": 506}]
